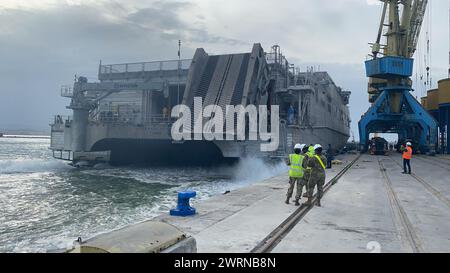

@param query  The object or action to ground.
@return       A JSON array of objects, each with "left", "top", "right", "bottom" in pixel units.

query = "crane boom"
[
  {"left": 408, "top": 0, "right": 428, "bottom": 57},
  {"left": 372, "top": 0, "right": 428, "bottom": 58}
]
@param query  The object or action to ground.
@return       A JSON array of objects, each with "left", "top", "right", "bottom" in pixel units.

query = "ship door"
[
  {"left": 279, "top": 94, "right": 299, "bottom": 126},
  {"left": 152, "top": 86, "right": 185, "bottom": 122}
]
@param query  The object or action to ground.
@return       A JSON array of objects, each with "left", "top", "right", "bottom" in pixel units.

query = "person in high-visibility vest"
[
  {"left": 305, "top": 144, "right": 327, "bottom": 207},
  {"left": 401, "top": 142, "right": 413, "bottom": 174},
  {"left": 286, "top": 144, "right": 306, "bottom": 206}
]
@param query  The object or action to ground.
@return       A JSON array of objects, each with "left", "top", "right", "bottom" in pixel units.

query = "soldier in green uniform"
[
  {"left": 305, "top": 144, "right": 327, "bottom": 207},
  {"left": 302, "top": 145, "right": 315, "bottom": 198},
  {"left": 286, "top": 144, "right": 306, "bottom": 206}
]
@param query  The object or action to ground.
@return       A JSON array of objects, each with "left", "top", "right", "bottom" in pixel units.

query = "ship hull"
[
  {"left": 82, "top": 126, "right": 349, "bottom": 166},
  {"left": 91, "top": 139, "right": 237, "bottom": 166}
]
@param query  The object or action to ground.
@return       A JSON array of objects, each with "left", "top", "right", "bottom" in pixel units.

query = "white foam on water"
[
  {"left": 173, "top": 157, "right": 288, "bottom": 201},
  {"left": 0, "top": 155, "right": 288, "bottom": 252},
  {"left": 0, "top": 159, "right": 71, "bottom": 174},
  {"left": 230, "top": 157, "right": 287, "bottom": 184}
]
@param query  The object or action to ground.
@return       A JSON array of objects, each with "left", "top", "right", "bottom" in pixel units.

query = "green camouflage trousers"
[
  {"left": 303, "top": 170, "right": 311, "bottom": 193},
  {"left": 287, "top": 177, "right": 306, "bottom": 201},
  {"left": 307, "top": 172, "right": 325, "bottom": 200}
]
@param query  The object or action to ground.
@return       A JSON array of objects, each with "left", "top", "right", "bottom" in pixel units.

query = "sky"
[{"left": 0, "top": 0, "right": 448, "bottom": 138}]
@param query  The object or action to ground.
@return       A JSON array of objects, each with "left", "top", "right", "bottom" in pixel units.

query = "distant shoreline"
[{"left": 0, "top": 135, "right": 50, "bottom": 139}]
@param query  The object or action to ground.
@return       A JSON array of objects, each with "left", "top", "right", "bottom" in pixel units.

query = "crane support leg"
[{"left": 359, "top": 89, "right": 438, "bottom": 154}]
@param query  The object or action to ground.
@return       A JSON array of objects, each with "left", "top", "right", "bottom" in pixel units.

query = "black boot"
[
  {"left": 294, "top": 200, "right": 300, "bottom": 206},
  {"left": 285, "top": 198, "right": 290, "bottom": 205},
  {"left": 316, "top": 199, "right": 322, "bottom": 207}
]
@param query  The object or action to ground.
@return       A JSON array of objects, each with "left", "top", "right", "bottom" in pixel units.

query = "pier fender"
[{"left": 67, "top": 221, "right": 196, "bottom": 253}]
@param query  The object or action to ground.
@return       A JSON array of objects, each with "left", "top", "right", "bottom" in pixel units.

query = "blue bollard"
[{"left": 170, "top": 191, "right": 197, "bottom": 217}]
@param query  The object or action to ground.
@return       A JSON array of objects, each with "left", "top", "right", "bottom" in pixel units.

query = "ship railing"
[
  {"left": 51, "top": 115, "right": 72, "bottom": 126},
  {"left": 89, "top": 112, "right": 177, "bottom": 126},
  {"left": 150, "top": 114, "right": 177, "bottom": 124},
  {"left": 95, "top": 113, "right": 139, "bottom": 125},
  {"left": 51, "top": 150, "right": 73, "bottom": 161},
  {"left": 93, "top": 116, "right": 138, "bottom": 125},
  {"left": 61, "top": 85, "right": 73, "bottom": 98},
  {"left": 92, "top": 103, "right": 139, "bottom": 121},
  {"left": 265, "top": 53, "right": 290, "bottom": 69},
  {"left": 99, "top": 59, "right": 192, "bottom": 75}
]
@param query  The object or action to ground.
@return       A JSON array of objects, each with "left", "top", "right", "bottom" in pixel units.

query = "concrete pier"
[
  {"left": 156, "top": 154, "right": 359, "bottom": 252},
  {"left": 75, "top": 153, "right": 450, "bottom": 253},
  {"left": 157, "top": 153, "right": 450, "bottom": 253},
  {"left": 273, "top": 154, "right": 450, "bottom": 253}
]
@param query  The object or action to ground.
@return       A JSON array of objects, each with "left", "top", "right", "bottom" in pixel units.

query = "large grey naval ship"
[{"left": 50, "top": 44, "right": 351, "bottom": 166}]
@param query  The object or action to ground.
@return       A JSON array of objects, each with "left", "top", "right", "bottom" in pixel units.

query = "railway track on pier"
[
  {"left": 413, "top": 156, "right": 450, "bottom": 171},
  {"left": 250, "top": 154, "right": 361, "bottom": 253},
  {"left": 436, "top": 155, "right": 450, "bottom": 160},
  {"left": 387, "top": 156, "right": 450, "bottom": 210},
  {"left": 378, "top": 158, "right": 424, "bottom": 253}
]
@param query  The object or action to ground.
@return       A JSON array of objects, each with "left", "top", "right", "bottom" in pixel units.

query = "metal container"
[
  {"left": 421, "top": 96, "right": 428, "bottom": 109},
  {"left": 438, "top": 78, "right": 450, "bottom": 105},
  {"left": 427, "top": 89, "right": 439, "bottom": 111}
]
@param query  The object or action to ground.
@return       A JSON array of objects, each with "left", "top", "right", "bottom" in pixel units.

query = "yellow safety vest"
[
  {"left": 314, "top": 155, "right": 326, "bottom": 170},
  {"left": 289, "top": 154, "right": 305, "bottom": 178}
]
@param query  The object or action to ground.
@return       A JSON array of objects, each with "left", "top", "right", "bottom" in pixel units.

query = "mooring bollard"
[{"left": 170, "top": 191, "right": 197, "bottom": 217}]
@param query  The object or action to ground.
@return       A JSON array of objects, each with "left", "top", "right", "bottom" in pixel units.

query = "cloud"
[
  {"left": 0, "top": 0, "right": 448, "bottom": 139},
  {"left": 125, "top": 1, "right": 243, "bottom": 46},
  {"left": 0, "top": 0, "right": 241, "bottom": 130}
]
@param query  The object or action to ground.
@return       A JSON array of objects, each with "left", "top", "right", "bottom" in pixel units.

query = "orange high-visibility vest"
[{"left": 403, "top": 146, "right": 412, "bottom": 160}]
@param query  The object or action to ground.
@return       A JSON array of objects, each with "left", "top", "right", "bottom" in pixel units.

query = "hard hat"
[
  {"left": 294, "top": 144, "right": 302, "bottom": 150},
  {"left": 299, "top": 144, "right": 306, "bottom": 150},
  {"left": 406, "top": 142, "right": 412, "bottom": 146},
  {"left": 314, "top": 144, "right": 322, "bottom": 150}
]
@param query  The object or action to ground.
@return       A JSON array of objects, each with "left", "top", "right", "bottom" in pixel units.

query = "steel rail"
[
  {"left": 387, "top": 156, "right": 450, "bottom": 210},
  {"left": 378, "top": 158, "right": 424, "bottom": 253},
  {"left": 413, "top": 156, "right": 450, "bottom": 171}
]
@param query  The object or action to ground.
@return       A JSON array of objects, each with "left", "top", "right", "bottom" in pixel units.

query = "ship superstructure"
[{"left": 50, "top": 44, "right": 351, "bottom": 165}]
